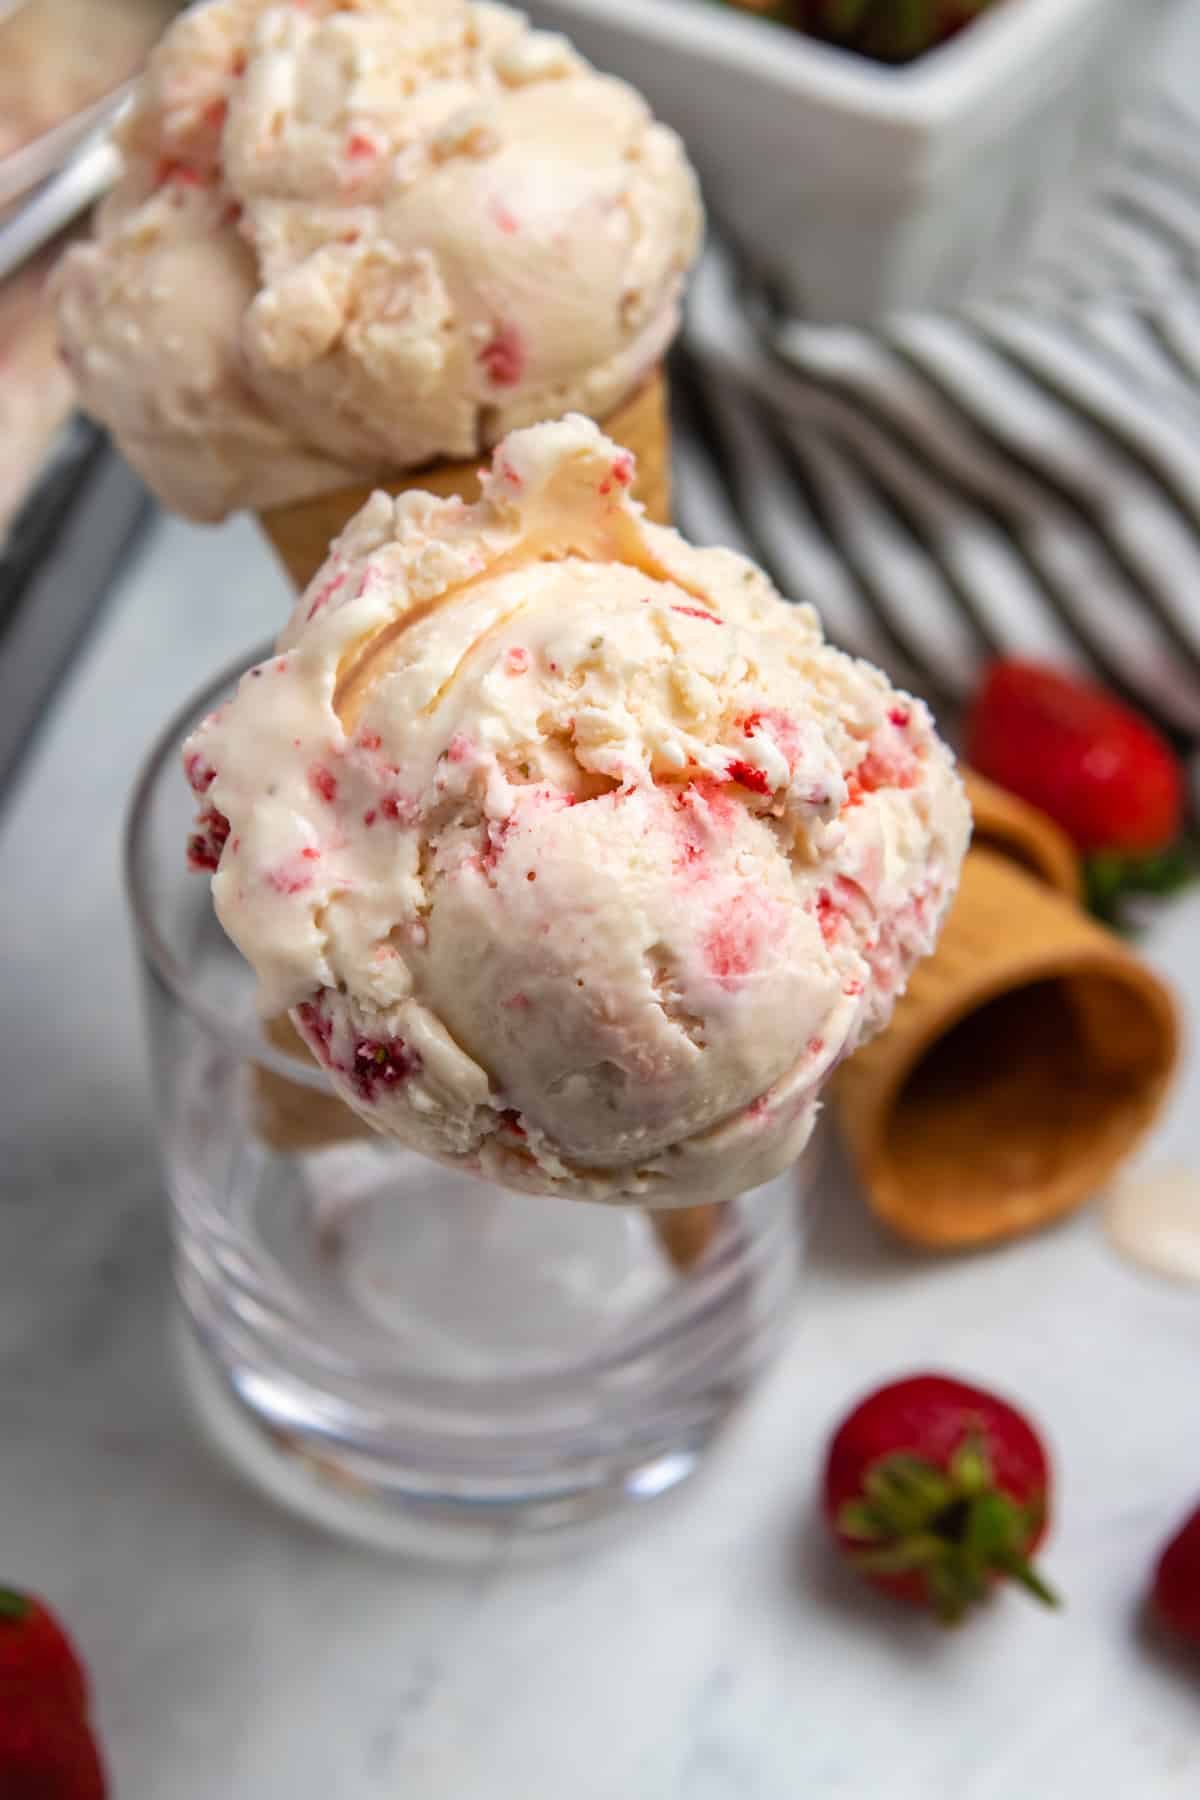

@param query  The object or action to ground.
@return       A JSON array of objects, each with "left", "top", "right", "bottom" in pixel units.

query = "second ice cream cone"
[
  {"left": 834, "top": 846, "right": 1179, "bottom": 1249},
  {"left": 257, "top": 368, "right": 672, "bottom": 592}
]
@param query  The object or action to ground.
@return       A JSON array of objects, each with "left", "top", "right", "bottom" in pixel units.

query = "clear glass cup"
[{"left": 125, "top": 649, "right": 817, "bottom": 1556}]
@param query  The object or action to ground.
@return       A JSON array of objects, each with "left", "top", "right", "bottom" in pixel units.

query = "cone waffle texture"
[
  {"left": 960, "top": 768, "right": 1081, "bottom": 901},
  {"left": 258, "top": 366, "right": 671, "bottom": 591},
  {"left": 834, "top": 845, "right": 1179, "bottom": 1249}
]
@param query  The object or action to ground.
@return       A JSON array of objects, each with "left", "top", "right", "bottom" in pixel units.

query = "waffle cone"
[
  {"left": 834, "top": 845, "right": 1180, "bottom": 1249},
  {"left": 251, "top": 1014, "right": 374, "bottom": 1155},
  {"left": 257, "top": 365, "right": 672, "bottom": 591},
  {"left": 960, "top": 768, "right": 1081, "bottom": 900},
  {"left": 650, "top": 1204, "right": 726, "bottom": 1273}
]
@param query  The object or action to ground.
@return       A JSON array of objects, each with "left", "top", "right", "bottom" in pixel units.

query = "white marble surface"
[
  {"left": 8, "top": 7, "right": 1200, "bottom": 1781},
  {"left": 3, "top": 503, "right": 1200, "bottom": 1799}
]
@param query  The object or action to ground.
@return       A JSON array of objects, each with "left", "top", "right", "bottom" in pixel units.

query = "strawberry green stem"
[
  {"left": 838, "top": 1433, "right": 1059, "bottom": 1624},
  {"left": 1084, "top": 840, "right": 1198, "bottom": 930}
]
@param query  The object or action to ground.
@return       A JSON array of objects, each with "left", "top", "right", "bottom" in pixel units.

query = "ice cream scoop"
[
  {"left": 52, "top": 0, "right": 701, "bottom": 522},
  {"left": 184, "top": 415, "right": 970, "bottom": 1206}
]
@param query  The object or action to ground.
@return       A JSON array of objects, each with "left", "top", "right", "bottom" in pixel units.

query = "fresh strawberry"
[
  {"left": 0, "top": 1590, "right": 107, "bottom": 1799},
  {"left": 1151, "top": 1504, "right": 1200, "bottom": 1645},
  {"left": 0, "top": 1700, "right": 107, "bottom": 1800},
  {"left": 723, "top": 0, "right": 796, "bottom": 18},
  {"left": 0, "top": 1592, "right": 88, "bottom": 1716},
  {"left": 966, "top": 660, "right": 1191, "bottom": 923},
  {"left": 793, "top": 0, "right": 996, "bottom": 63},
  {"left": 967, "top": 661, "right": 1183, "bottom": 854},
  {"left": 823, "top": 1373, "right": 1058, "bottom": 1623}
]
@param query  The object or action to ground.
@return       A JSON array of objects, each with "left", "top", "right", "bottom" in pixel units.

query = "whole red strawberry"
[
  {"left": 0, "top": 1702, "right": 107, "bottom": 1800},
  {"left": 0, "top": 1592, "right": 88, "bottom": 1716},
  {"left": 966, "top": 660, "right": 1191, "bottom": 923},
  {"left": 795, "top": 0, "right": 995, "bottom": 63},
  {"left": 823, "top": 1373, "right": 1058, "bottom": 1623},
  {"left": 0, "top": 1590, "right": 107, "bottom": 1799},
  {"left": 1151, "top": 1504, "right": 1200, "bottom": 1645},
  {"left": 966, "top": 661, "right": 1183, "bottom": 855}
]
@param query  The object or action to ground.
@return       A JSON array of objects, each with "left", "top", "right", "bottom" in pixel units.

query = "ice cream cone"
[
  {"left": 651, "top": 1204, "right": 725, "bottom": 1273},
  {"left": 250, "top": 1013, "right": 374, "bottom": 1155},
  {"left": 257, "top": 367, "right": 672, "bottom": 592},
  {"left": 834, "top": 845, "right": 1180, "bottom": 1249}
]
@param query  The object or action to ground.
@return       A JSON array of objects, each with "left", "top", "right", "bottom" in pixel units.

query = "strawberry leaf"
[
  {"left": 996, "top": 1551, "right": 1061, "bottom": 1610},
  {"left": 837, "top": 1501, "right": 889, "bottom": 1541},
  {"left": 963, "top": 1491, "right": 1016, "bottom": 1560},
  {"left": 823, "top": 0, "right": 874, "bottom": 29},
  {"left": 837, "top": 1437, "right": 1059, "bottom": 1622},
  {"left": 850, "top": 1533, "right": 949, "bottom": 1574},
  {"left": 948, "top": 1431, "right": 992, "bottom": 1496},
  {"left": 1084, "top": 838, "right": 1199, "bottom": 931}
]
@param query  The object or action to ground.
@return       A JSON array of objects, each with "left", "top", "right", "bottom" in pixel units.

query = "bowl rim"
[{"left": 539, "top": 0, "right": 1148, "bottom": 128}]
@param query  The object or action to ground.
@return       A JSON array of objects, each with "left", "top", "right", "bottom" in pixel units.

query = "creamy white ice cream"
[
  {"left": 184, "top": 415, "right": 970, "bottom": 1205},
  {"left": 53, "top": 0, "right": 701, "bottom": 520}
]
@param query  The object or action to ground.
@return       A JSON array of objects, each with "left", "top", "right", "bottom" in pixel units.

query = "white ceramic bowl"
[{"left": 530, "top": 0, "right": 1182, "bottom": 321}]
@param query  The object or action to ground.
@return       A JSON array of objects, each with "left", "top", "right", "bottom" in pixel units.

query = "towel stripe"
[
  {"left": 675, "top": 86, "right": 1200, "bottom": 746},
  {"left": 770, "top": 422, "right": 968, "bottom": 705}
]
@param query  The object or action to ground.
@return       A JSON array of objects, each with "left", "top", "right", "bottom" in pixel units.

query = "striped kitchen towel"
[{"left": 672, "top": 89, "right": 1200, "bottom": 745}]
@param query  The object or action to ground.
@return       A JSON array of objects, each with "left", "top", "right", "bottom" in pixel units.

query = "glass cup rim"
[{"left": 122, "top": 640, "right": 324, "bottom": 1080}]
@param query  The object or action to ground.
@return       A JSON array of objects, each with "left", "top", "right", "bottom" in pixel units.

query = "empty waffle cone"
[
  {"left": 257, "top": 365, "right": 672, "bottom": 591},
  {"left": 960, "top": 769, "right": 1081, "bottom": 901},
  {"left": 834, "top": 844, "right": 1180, "bottom": 1249},
  {"left": 964, "top": 766, "right": 1086, "bottom": 900}
]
